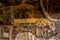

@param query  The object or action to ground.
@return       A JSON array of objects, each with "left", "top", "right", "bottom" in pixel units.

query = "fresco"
[{"left": 0, "top": 0, "right": 60, "bottom": 40}]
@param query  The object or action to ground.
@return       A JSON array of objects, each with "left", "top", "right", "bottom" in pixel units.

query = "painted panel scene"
[{"left": 0, "top": 0, "right": 60, "bottom": 40}]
